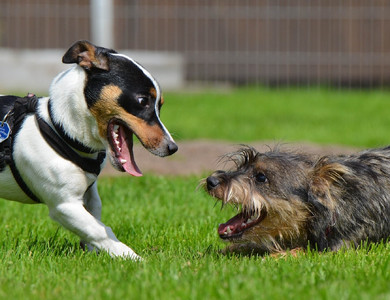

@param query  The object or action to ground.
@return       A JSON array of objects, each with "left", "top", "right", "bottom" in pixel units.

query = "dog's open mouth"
[
  {"left": 218, "top": 210, "right": 267, "bottom": 240},
  {"left": 107, "top": 119, "right": 142, "bottom": 177}
]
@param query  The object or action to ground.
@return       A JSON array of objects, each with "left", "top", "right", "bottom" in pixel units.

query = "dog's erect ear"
[{"left": 62, "top": 40, "right": 110, "bottom": 71}]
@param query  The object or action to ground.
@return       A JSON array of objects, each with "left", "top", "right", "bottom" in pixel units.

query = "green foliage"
[
  {"left": 0, "top": 176, "right": 390, "bottom": 300},
  {"left": 162, "top": 87, "right": 390, "bottom": 147}
]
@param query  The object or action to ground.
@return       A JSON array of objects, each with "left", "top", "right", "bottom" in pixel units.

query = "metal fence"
[{"left": 0, "top": 0, "right": 390, "bottom": 87}]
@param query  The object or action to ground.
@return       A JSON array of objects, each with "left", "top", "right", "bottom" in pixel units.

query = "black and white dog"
[{"left": 0, "top": 40, "right": 177, "bottom": 260}]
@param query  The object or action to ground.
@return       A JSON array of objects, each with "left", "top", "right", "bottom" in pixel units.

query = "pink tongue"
[
  {"left": 119, "top": 126, "right": 142, "bottom": 177},
  {"left": 218, "top": 213, "right": 246, "bottom": 235}
]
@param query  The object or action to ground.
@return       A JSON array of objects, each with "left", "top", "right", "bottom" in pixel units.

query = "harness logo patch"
[{"left": 0, "top": 122, "right": 10, "bottom": 143}]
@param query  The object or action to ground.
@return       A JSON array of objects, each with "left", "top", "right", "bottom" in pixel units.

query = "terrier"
[
  {"left": 204, "top": 146, "right": 390, "bottom": 255},
  {"left": 0, "top": 40, "right": 177, "bottom": 260}
]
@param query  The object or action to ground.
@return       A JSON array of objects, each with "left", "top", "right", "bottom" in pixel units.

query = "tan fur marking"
[
  {"left": 150, "top": 87, "right": 164, "bottom": 106},
  {"left": 123, "top": 114, "right": 165, "bottom": 149},
  {"left": 150, "top": 88, "right": 157, "bottom": 99},
  {"left": 100, "top": 84, "right": 123, "bottom": 103},
  {"left": 90, "top": 85, "right": 123, "bottom": 137}
]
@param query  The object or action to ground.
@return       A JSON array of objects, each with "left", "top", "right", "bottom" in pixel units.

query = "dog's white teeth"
[
  {"left": 113, "top": 125, "right": 119, "bottom": 132},
  {"left": 115, "top": 140, "right": 120, "bottom": 145},
  {"left": 226, "top": 226, "right": 232, "bottom": 234},
  {"left": 249, "top": 215, "right": 258, "bottom": 222},
  {"left": 243, "top": 215, "right": 258, "bottom": 225},
  {"left": 120, "top": 159, "right": 127, "bottom": 164}
]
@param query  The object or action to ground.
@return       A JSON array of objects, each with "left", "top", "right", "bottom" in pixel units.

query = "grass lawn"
[
  {"left": 163, "top": 87, "right": 390, "bottom": 148},
  {"left": 1, "top": 87, "right": 390, "bottom": 299},
  {"left": 0, "top": 176, "right": 389, "bottom": 300}
]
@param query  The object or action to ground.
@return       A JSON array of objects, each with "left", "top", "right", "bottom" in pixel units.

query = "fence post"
[{"left": 90, "top": 0, "right": 114, "bottom": 48}]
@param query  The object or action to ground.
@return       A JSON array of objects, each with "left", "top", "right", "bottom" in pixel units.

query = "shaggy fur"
[{"left": 204, "top": 146, "right": 390, "bottom": 255}]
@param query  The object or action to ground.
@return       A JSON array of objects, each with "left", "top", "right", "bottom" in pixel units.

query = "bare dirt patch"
[{"left": 101, "top": 140, "right": 359, "bottom": 177}]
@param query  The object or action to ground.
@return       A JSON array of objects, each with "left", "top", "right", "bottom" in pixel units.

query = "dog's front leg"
[{"left": 48, "top": 202, "right": 142, "bottom": 260}]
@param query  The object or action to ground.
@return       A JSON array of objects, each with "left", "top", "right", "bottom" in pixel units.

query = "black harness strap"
[
  {"left": 36, "top": 116, "right": 106, "bottom": 176},
  {"left": 47, "top": 100, "right": 97, "bottom": 154},
  {"left": 6, "top": 95, "right": 41, "bottom": 203},
  {"left": 8, "top": 160, "right": 42, "bottom": 203}
]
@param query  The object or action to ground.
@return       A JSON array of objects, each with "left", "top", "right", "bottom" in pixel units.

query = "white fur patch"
[{"left": 49, "top": 66, "right": 106, "bottom": 151}]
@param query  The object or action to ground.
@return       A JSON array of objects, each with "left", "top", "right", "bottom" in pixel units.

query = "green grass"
[
  {"left": 0, "top": 176, "right": 390, "bottom": 300},
  {"left": 162, "top": 87, "right": 390, "bottom": 148},
  {"left": 2, "top": 87, "right": 390, "bottom": 299}
]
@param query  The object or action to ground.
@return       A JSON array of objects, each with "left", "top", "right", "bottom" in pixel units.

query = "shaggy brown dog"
[{"left": 204, "top": 146, "right": 390, "bottom": 255}]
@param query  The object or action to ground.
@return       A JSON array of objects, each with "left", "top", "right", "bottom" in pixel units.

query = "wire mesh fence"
[{"left": 0, "top": 0, "right": 389, "bottom": 87}]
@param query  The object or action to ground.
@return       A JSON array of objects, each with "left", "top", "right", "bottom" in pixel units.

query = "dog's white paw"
[
  {"left": 93, "top": 239, "right": 142, "bottom": 261},
  {"left": 105, "top": 241, "right": 143, "bottom": 261},
  {"left": 81, "top": 240, "right": 142, "bottom": 261},
  {"left": 122, "top": 251, "right": 143, "bottom": 261}
]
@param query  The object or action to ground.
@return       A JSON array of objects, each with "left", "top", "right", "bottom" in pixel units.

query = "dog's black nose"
[
  {"left": 206, "top": 176, "right": 220, "bottom": 190},
  {"left": 167, "top": 141, "right": 178, "bottom": 155}
]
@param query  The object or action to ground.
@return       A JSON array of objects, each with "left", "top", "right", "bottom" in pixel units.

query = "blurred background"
[
  {"left": 0, "top": 0, "right": 389, "bottom": 92},
  {"left": 1, "top": 0, "right": 390, "bottom": 176}
]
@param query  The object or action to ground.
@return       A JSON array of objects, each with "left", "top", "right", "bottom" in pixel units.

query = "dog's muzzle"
[{"left": 146, "top": 138, "right": 178, "bottom": 158}]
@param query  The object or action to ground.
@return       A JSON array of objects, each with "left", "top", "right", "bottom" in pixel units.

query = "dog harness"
[{"left": 0, "top": 94, "right": 106, "bottom": 203}]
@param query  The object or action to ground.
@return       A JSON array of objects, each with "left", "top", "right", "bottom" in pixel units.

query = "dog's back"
[{"left": 309, "top": 146, "right": 390, "bottom": 250}]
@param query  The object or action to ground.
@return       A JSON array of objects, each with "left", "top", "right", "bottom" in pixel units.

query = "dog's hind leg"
[
  {"left": 80, "top": 182, "right": 102, "bottom": 253},
  {"left": 84, "top": 183, "right": 102, "bottom": 220},
  {"left": 48, "top": 201, "right": 142, "bottom": 260}
]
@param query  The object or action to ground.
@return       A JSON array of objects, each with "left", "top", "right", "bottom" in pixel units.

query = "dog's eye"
[
  {"left": 137, "top": 97, "right": 149, "bottom": 107},
  {"left": 255, "top": 172, "right": 267, "bottom": 183}
]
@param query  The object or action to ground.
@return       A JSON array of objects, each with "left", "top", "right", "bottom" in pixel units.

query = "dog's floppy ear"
[
  {"left": 308, "top": 157, "right": 349, "bottom": 210},
  {"left": 306, "top": 158, "right": 350, "bottom": 251},
  {"left": 62, "top": 40, "right": 110, "bottom": 71}
]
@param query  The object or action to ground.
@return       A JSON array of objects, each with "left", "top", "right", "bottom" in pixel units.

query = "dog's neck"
[{"left": 46, "top": 66, "right": 105, "bottom": 152}]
